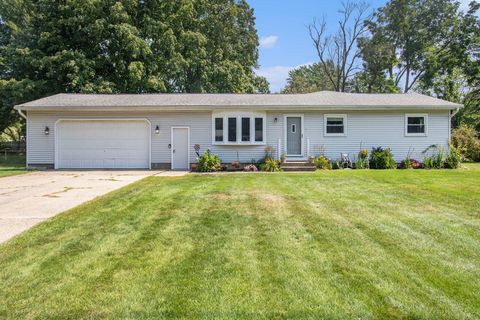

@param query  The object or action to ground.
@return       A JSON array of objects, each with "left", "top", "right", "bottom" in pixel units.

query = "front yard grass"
[
  {"left": 1, "top": 165, "right": 479, "bottom": 319},
  {"left": 0, "top": 154, "right": 27, "bottom": 178}
]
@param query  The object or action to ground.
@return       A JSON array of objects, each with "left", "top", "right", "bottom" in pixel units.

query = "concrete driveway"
[{"left": 0, "top": 170, "right": 186, "bottom": 244}]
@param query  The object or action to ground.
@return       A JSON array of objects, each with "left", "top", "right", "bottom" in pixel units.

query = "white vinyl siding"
[{"left": 25, "top": 109, "right": 450, "bottom": 166}]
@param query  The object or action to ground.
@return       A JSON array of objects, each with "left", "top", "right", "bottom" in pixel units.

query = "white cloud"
[
  {"left": 259, "top": 35, "right": 279, "bottom": 49},
  {"left": 255, "top": 62, "right": 313, "bottom": 93}
]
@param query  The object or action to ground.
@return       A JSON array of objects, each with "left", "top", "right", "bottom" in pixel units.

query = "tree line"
[
  {"left": 283, "top": 0, "right": 480, "bottom": 131},
  {"left": 0, "top": 0, "right": 269, "bottom": 136}
]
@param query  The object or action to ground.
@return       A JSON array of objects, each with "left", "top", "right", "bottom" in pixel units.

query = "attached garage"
[{"left": 55, "top": 119, "right": 150, "bottom": 169}]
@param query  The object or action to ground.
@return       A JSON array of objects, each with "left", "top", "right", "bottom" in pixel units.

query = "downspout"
[
  {"left": 448, "top": 107, "right": 460, "bottom": 143},
  {"left": 17, "top": 108, "right": 27, "bottom": 119}
]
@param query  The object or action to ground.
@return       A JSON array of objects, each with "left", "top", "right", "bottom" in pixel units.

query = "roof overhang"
[{"left": 14, "top": 104, "right": 462, "bottom": 112}]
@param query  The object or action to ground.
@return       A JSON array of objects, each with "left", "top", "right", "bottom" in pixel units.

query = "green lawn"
[
  {"left": 0, "top": 154, "right": 27, "bottom": 178},
  {"left": 1, "top": 166, "right": 480, "bottom": 319}
]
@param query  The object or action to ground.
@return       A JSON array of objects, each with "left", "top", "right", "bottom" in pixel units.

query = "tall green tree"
[
  {"left": 0, "top": 0, "right": 269, "bottom": 133},
  {"left": 359, "top": 0, "right": 476, "bottom": 94},
  {"left": 281, "top": 62, "right": 336, "bottom": 93}
]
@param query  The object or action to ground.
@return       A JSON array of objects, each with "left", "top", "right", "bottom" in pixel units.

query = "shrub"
[
  {"left": 315, "top": 156, "right": 331, "bottom": 170},
  {"left": 369, "top": 147, "right": 396, "bottom": 169},
  {"left": 197, "top": 150, "right": 222, "bottom": 172},
  {"left": 355, "top": 157, "right": 369, "bottom": 169},
  {"left": 423, "top": 157, "right": 434, "bottom": 169},
  {"left": 444, "top": 145, "right": 461, "bottom": 169},
  {"left": 244, "top": 164, "right": 258, "bottom": 172},
  {"left": 331, "top": 161, "right": 341, "bottom": 170},
  {"left": 422, "top": 145, "right": 444, "bottom": 169},
  {"left": 358, "top": 149, "right": 369, "bottom": 160},
  {"left": 264, "top": 146, "right": 275, "bottom": 160},
  {"left": 262, "top": 158, "right": 281, "bottom": 172},
  {"left": 451, "top": 124, "right": 480, "bottom": 162},
  {"left": 400, "top": 158, "right": 421, "bottom": 169}
]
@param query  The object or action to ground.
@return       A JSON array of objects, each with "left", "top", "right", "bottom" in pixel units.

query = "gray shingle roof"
[{"left": 15, "top": 91, "right": 462, "bottom": 110}]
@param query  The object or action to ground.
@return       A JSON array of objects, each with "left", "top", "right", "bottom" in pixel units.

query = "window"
[
  {"left": 228, "top": 117, "right": 237, "bottom": 142},
  {"left": 241, "top": 117, "right": 250, "bottom": 142},
  {"left": 215, "top": 118, "right": 223, "bottom": 142},
  {"left": 255, "top": 118, "right": 263, "bottom": 142},
  {"left": 405, "top": 114, "right": 427, "bottom": 136},
  {"left": 324, "top": 114, "right": 347, "bottom": 136},
  {"left": 212, "top": 112, "right": 266, "bottom": 144},
  {"left": 291, "top": 124, "right": 296, "bottom": 133}
]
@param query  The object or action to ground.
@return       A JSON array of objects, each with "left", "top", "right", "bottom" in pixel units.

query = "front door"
[
  {"left": 171, "top": 127, "right": 189, "bottom": 170},
  {"left": 286, "top": 117, "right": 302, "bottom": 156}
]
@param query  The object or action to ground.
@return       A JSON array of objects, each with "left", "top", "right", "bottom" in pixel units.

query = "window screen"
[
  {"left": 228, "top": 117, "right": 237, "bottom": 142},
  {"left": 241, "top": 117, "right": 250, "bottom": 142},
  {"left": 215, "top": 118, "right": 223, "bottom": 142},
  {"left": 255, "top": 118, "right": 263, "bottom": 142}
]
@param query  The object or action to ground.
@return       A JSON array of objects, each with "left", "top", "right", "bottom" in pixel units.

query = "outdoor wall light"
[
  {"left": 155, "top": 125, "right": 160, "bottom": 134},
  {"left": 44, "top": 126, "right": 50, "bottom": 135},
  {"left": 274, "top": 117, "right": 278, "bottom": 123}
]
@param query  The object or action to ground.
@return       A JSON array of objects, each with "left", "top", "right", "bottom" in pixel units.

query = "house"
[{"left": 14, "top": 91, "right": 461, "bottom": 170}]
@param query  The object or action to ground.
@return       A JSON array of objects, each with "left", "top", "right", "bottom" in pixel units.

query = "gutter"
[{"left": 17, "top": 108, "right": 27, "bottom": 119}]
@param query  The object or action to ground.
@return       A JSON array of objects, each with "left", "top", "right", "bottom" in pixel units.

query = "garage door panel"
[{"left": 57, "top": 120, "right": 150, "bottom": 169}]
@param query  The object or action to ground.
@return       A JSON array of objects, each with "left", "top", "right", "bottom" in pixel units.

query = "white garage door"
[{"left": 56, "top": 120, "right": 150, "bottom": 169}]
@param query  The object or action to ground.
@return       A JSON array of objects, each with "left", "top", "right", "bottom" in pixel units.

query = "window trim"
[
  {"left": 405, "top": 113, "right": 428, "bottom": 137},
  {"left": 212, "top": 111, "right": 266, "bottom": 145},
  {"left": 324, "top": 114, "right": 347, "bottom": 137}
]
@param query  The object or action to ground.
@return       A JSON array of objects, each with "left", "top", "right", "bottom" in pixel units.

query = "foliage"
[
  {"left": 331, "top": 161, "right": 341, "bottom": 170},
  {"left": 422, "top": 145, "right": 444, "bottom": 169},
  {"left": 315, "top": 156, "right": 331, "bottom": 170},
  {"left": 359, "top": 0, "right": 477, "bottom": 94},
  {"left": 197, "top": 150, "right": 222, "bottom": 172},
  {"left": 454, "top": 92, "right": 480, "bottom": 132},
  {"left": 355, "top": 158, "right": 369, "bottom": 169},
  {"left": 262, "top": 158, "right": 281, "bottom": 172},
  {"left": 358, "top": 149, "right": 369, "bottom": 160},
  {"left": 369, "top": 147, "right": 396, "bottom": 169},
  {"left": 445, "top": 146, "right": 461, "bottom": 169},
  {"left": 451, "top": 124, "right": 480, "bottom": 161},
  {"left": 400, "top": 158, "right": 421, "bottom": 169},
  {"left": 0, "top": 0, "right": 269, "bottom": 132},
  {"left": 423, "top": 157, "right": 435, "bottom": 169},
  {"left": 281, "top": 62, "right": 336, "bottom": 93}
]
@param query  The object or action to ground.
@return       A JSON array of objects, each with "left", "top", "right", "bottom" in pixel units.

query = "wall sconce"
[
  {"left": 274, "top": 117, "right": 278, "bottom": 123},
  {"left": 44, "top": 126, "right": 50, "bottom": 135},
  {"left": 155, "top": 125, "right": 160, "bottom": 134}
]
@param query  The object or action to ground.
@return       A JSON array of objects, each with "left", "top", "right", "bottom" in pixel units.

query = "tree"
[
  {"left": 0, "top": 0, "right": 269, "bottom": 134},
  {"left": 281, "top": 62, "right": 336, "bottom": 93},
  {"left": 308, "top": 1, "right": 372, "bottom": 92},
  {"left": 360, "top": 0, "right": 473, "bottom": 93}
]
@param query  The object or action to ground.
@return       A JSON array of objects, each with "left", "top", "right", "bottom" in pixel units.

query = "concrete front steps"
[{"left": 281, "top": 161, "right": 316, "bottom": 172}]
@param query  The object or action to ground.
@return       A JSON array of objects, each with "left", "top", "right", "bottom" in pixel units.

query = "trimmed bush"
[
  {"left": 369, "top": 147, "right": 396, "bottom": 169},
  {"left": 355, "top": 158, "right": 369, "bottom": 169},
  {"left": 197, "top": 150, "right": 222, "bottom": 172},
  {"left": 315, "top": 156, "right": 331, "bottom": 170}
]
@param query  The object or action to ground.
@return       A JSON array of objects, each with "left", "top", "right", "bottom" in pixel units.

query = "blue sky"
[{"left": 250, "top": 0, "right": 473, "bottom": 92}]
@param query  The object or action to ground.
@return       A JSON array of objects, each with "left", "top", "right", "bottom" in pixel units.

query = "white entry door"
[
  {"left": 56, "top": 120, "right": 150, "bottom": 169},
  {"left": 171, "top": 127, "right": 189, "bottom": 170}
]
